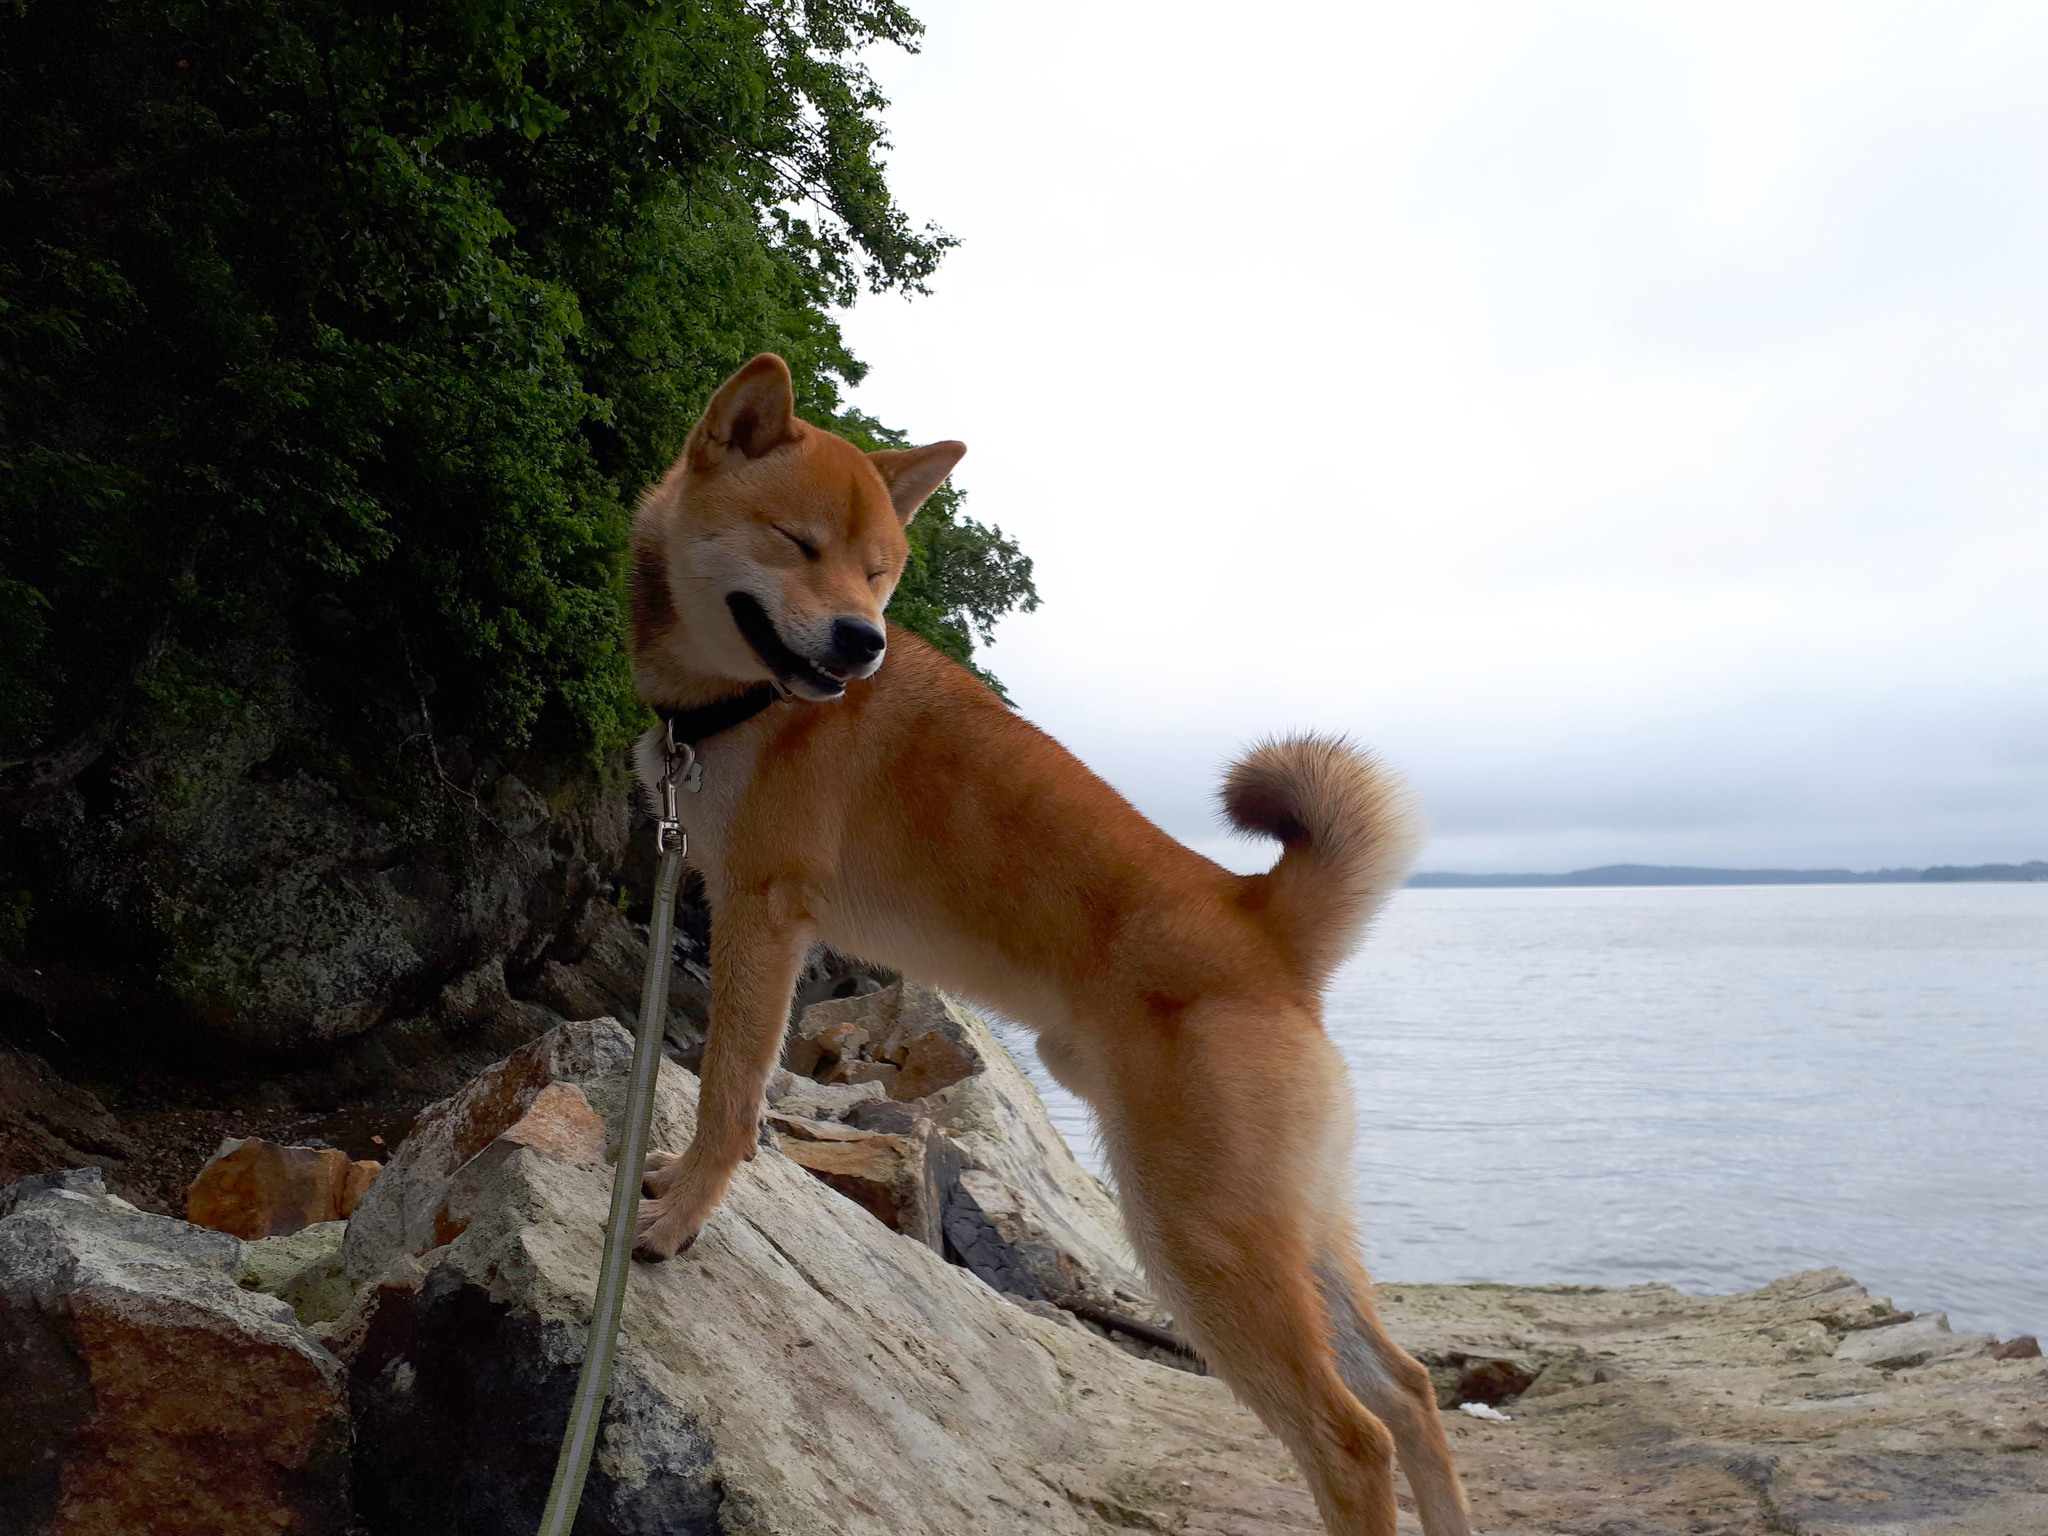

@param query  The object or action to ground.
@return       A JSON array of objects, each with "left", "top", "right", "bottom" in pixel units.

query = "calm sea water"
[{"left": 1002, "top": 883, "right": 2048, "bottom": 1339}]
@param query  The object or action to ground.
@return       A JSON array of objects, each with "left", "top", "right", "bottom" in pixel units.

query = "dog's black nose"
[{"left": 828, "top": 617, "right": 886, "bottom": 670}]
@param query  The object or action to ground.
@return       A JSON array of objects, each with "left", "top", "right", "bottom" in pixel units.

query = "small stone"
[
  {"left": 787, "top": 1016, "right": 871, "bottom": 1078},
  {"left": 770, "top": 1076, "right": 889, "bottom": 1122},
  {"left": 338, "top": 1020, "right": 632, "bottom": 1283},
  {"left": 820, "top": 1057, "right": 901, "bottom": 1095},
  {"left": 767, "top": 1111, "right": 875, "bottom": 1144},
  {"left": 239, "top": 1221, "right": 348, "bottom": 1295},
  {"left": 775, "top": 1130, "right": 928, "bottom": 1240},
  {"left": 1991, "top": 1334, "right": 2041, "bottom": 1359},
  {"left": 241, "top": 1222, "right": 356, "bottom": 1328}
]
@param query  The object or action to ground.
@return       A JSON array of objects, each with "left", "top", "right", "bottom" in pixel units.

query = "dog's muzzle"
[{"left": 726, "top": 592, "right": 881, "bottom": 698}]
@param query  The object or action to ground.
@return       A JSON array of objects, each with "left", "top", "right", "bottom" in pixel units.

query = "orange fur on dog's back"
[
  {"left": 625, "top": 354, "right": 1471, "bottom": 1536},
  {"left": 1225, "top": 736, "right": 1424, "bottom": 989}
]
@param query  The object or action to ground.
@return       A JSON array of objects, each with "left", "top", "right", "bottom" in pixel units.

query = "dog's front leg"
[{"left": 634, "top": 881, "right": 812, "bottom": 1262}]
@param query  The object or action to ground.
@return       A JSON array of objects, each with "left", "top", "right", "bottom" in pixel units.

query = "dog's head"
[{"left": 635, "top": 354, "right": 964, "bottom": 701}]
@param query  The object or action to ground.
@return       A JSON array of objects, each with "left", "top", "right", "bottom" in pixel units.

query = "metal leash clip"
[{"left": 654, "top": 720, "right": 694, "bottom": 856}]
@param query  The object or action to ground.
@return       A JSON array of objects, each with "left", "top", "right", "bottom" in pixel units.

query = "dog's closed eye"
[{"left": 773, "top": 526, "right": 818, "bottom": 561}]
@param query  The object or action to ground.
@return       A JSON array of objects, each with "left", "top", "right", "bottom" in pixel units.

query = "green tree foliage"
[{"left": 0, "top": 0, "right": 1035, "bottom": 761}]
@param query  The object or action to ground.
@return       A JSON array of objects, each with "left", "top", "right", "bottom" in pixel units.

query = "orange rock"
[
  {"left": 771, "top": 1115, "right": 960, "bottom": 1253},
  {"left": 776, "top": 1131, "right": 917, "bottom": 1229},
  {"left": 496, "top": 1081, "right": 607, "bottom": 1167},
  {"left": 186, "top": 1138, "right": 354, "bottom": 1239},
  {"left": 339, "top": 1159, "right": 380, "bottom": 1218}
]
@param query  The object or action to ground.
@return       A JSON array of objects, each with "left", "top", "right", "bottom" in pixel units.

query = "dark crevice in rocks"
[{"left": 349, "top": 1266, "right": 724, "bottom": 1536}]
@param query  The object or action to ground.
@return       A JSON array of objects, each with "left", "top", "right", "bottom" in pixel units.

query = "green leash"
[{"left": 536, "top": 736, "right": 693, "bottom": 1534}]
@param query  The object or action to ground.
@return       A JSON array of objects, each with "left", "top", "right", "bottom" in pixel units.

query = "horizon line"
[{"left": 1406, "top": 859, "right": 2047, "bottom": 888}]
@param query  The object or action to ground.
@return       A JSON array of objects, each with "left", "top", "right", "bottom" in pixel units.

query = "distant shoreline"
[{"left": 1406, "top": 861, "right": 2048, "bottom": 888}]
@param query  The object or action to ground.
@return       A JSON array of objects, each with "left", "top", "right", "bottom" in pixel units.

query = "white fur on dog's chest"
[{"left": 631, "top": 724, "right": 762, "bottom": 877}]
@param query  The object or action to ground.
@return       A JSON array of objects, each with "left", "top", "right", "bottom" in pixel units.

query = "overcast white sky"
[{"left": 838, "top": 1, "right": 2048, "bottom": 873}]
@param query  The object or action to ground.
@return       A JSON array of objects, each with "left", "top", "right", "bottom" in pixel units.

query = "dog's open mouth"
[{"left": 726, "top": 591, "right": 846, "bottom": 698}]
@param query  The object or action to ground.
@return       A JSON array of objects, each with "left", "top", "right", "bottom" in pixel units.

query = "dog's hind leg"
[
  {"left": 1099, "top": 1003, "right": 1426, "bottom": 1536},
  {"left": 1318, "top": 1245, "right": 1472, "bottom": 1536},
  {"left": 1140, "top": 1211, "right": 1399, "bottom": 1534},
  {"left": 635, "top": 881, "right": 812, "bottom": 1262}
]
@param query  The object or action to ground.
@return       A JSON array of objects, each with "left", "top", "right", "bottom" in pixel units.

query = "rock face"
[
  {"left": 334, "top": 1017, "right": 1326, "bottom": 1535},
  {"left": 0, "top": 1167, "right": 351, "bottom": 1535},
  {"left": 185, "top": 1136, "right": 380, "bottom": 1238},
  {"left": 0, "top": 635, "right": 635, "bottom": 1074}
]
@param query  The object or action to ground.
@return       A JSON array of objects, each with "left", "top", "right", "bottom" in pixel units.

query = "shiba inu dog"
[{"left": 626, "top": 354, "right": 1470, "bottom": 1536}]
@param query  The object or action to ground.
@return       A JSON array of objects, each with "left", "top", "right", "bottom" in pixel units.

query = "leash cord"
[{"left": 536, "top": 826, "right": 685, "bottom": 1532}]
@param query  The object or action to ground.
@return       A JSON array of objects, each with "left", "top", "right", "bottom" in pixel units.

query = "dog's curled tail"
[{"left": 1223, "top": 735, "right": 1424, "bottom": 990}]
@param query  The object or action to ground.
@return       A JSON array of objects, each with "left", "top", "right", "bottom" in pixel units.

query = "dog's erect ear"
[
  {"left": 867, "top": 441, "right": 967, "bottom": 525},
  {"left": 689, "top": 354, "right": 799, "bottom": 469}
]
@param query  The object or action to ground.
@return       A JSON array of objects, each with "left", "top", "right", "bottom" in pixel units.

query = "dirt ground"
[{"left": 0, "top": 1040, "right": 430, "bottom": 1215}]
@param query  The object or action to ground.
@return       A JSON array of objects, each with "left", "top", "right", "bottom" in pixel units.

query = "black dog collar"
[{"left": 655, "top": 684, "right": 781, "bottom": 751}]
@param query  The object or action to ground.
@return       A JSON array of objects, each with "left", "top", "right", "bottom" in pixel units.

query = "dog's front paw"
[
  {"left": 641, "top": 1150, "right": 683, "bottom": 1199},
  {"left": 633, "top": 1196, "right": 703, "bottom": 1263}
]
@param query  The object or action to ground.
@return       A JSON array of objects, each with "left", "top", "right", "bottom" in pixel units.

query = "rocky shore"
[{"left": 3, "top": 985, "right": 2043, "bottom": 1535}]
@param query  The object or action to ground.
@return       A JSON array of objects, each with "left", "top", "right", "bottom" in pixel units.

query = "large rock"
[
  {"left": 0, "top": 1167, "right": 350, "bottom": 1535},
  {"left": 334, "top": 1019, "right": 1324, "bottom": 1535},
  {"left": 185, "top": 1136, "right": 380, "bottom": 1239},
  {"left": 339, "top": 1023, "right": 630, "bottom": 1284}
]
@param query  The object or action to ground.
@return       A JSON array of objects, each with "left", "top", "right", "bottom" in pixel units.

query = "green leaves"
[{"left": 0, "top": 0, "right": 1029, "bottom": 764}]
